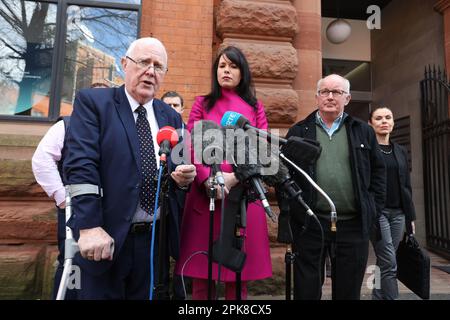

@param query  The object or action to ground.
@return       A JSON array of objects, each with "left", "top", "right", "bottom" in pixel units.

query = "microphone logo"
[{"left": 220, "top": 111, "right": 239, "bottom": 127}]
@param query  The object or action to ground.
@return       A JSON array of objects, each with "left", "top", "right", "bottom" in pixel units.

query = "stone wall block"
[
  {"left": 221, "top": 40, "right": 298, "bottom": 80},
  {"left": 0, "top": 245, "right": 46, "bottom": 299},
  {"left": 256, "top": 88, "right": 299, "bottom": 124},
  {"left": 217, "top": 0, "right": 298, "bottom": 38},
  {"left": 0, "top": 201, "right": 57, "bottom": 241},
  {"left": 0, "top": 159, "right": 46, "bottom": 198}
]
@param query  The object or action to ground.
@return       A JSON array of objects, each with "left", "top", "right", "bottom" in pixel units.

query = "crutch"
[{"left": 56, "top": 184, "right": 107, "bottom": 300}]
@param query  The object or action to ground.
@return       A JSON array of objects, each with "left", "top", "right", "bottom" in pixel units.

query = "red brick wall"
[{"left": 141, "top": 0, "right": 214, "bottom": 122}]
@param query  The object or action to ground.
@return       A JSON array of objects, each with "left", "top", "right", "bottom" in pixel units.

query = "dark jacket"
[
  {"left": 284, "top": 110, "right": 386, "bottom": 238},
  {"left": 391, "top": 141, "right": 416, "bottom": 226},
  {"left": 64, "top": 85, "right": 184, "bottom": 276}
]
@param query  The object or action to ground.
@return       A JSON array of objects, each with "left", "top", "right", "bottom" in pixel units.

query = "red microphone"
[{"left": 156, "top": 126, "right": 179, "bottom": 162}]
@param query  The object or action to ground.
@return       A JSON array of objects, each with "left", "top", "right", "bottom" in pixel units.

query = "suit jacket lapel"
[
  {"left": 114, "top": 86, "right": 142, "bottom": 171},
  {"left": 153, "top": 99, "right": 169, "bottom": 128},
  {"left": 153, "top": 99, "right": 178, "bottom": 169}
]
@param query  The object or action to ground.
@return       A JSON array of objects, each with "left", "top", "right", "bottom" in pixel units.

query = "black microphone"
[
  {"left": 221, "top": 111, "right": 322, "bottom": 166},
  {"left": 259, "top": 143, "right": 315, "bottom": 217},
  {"left": 227, "top": 131, "right": 276, "bottom": 222},
  {"left": 191, "top": 120, "right": 225, "bottom": 186},
  {"left": 221, "top": 111, "right": 287, "bottom": 144}
]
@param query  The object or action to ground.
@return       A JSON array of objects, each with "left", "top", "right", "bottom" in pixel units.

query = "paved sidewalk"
[{"left": 249, "top": 246, "right": 450, "bottom": 300}]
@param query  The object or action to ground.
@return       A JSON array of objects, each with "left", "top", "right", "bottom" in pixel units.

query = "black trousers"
[
  {"left": 77, "top": 223, "right": 168, "bottom": 300},
  {"left": 291, "top": 215, "right": 369, "bottom": 300}
]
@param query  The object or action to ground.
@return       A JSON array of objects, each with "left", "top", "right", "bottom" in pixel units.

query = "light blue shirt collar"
[{"left": 316, "top": 111, "right": 347, "bottom": 137}]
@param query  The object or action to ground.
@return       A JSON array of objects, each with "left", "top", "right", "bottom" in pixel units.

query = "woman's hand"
[{"left": 223, "top": 172, "right": 238, "bottom": 191}]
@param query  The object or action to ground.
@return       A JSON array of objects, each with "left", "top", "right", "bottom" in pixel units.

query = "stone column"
[
  {"left": 435, "top": 0, "right": 450, "bottom": 74},
  {"left": 216, "top": 0, "right": 299, "bottom": 134},
  {"left": 292, "top": 0, "right": 322, "bottom": 121},
  {"left": 215, "top": 1, "right": 301, "bottom": 285}
]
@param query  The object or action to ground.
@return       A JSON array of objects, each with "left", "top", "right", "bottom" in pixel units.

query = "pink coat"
[{"left": 175, "top": 89, "right": 272, "bottom": 281}]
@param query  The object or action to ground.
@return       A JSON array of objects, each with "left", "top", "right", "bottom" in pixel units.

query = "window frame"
[{"left": 0, "top": 0, "right": 141, "bottom": 122}]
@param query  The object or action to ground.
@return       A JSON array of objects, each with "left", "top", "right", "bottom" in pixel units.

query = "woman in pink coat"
[{"left": 175, "top": 46, "right": 272, "bottom": 299}]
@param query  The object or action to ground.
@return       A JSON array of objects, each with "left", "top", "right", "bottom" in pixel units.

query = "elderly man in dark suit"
[{"left": 64, "top": 37, "right": 196, "bottom": 299}]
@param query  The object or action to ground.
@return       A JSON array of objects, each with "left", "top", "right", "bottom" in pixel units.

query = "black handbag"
[{"left": 396, "top": 233, "right": 430, "bottom": 299}]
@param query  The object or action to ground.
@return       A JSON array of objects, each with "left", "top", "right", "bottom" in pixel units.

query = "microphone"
[
  {"left": 221, "top": 111, "right": 287, "bottom": 145},
  {"left": 156, "top": 126, "right": 179, "bottom": 163},
  {"left": 228, "top": 132, "right": 276, "bottom": 222},
  {"left": 260, "top": 144, "right": 315, "bottom": 217},
  {"left": 221, "top": 111, "right": 322, "bottom": 166},
  {"left": 191, "top": 120, "right": 225, "bottom": 186}
]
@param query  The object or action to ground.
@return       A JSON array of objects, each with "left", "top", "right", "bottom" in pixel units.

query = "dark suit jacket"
[
  {"left": 392, "top": 142, "right": 416, "bottom": 230},
  {"left": 64, "top": 85, "right": 184, "bottom": 276}
]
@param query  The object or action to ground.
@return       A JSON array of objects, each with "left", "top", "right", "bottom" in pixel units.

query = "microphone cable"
[
  {"left": 180, "top": 250, "right": 208, "bottom": 299},
  {"left": 178, "top": 184, "right": 226, "bottom": 300},
  {"left": 149, "top": 164, "right": 164, "bottom": 300}
]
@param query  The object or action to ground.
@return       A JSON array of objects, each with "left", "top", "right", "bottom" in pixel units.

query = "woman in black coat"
[{"left": 369, "top": 106, "right": 416, "bottom": 300}]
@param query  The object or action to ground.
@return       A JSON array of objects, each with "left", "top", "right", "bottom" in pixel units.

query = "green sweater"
[{"left": 315, "top": 124, "right": 358, "bottom": 220}]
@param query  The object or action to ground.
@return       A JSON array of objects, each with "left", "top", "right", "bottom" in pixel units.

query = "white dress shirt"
[
  {"left": 32, "top": 120, "right": 66, "bottom": 207},
  {"left": 124, "top": 89, "right": 161, "bottom": 222},
  {"left": 124, "top": 89, "right": 160, "bottom": 167}
]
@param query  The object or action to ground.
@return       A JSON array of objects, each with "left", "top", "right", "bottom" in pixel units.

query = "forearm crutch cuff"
[{"left": 66, "top": 184, "right": 103, "bottom": 198}]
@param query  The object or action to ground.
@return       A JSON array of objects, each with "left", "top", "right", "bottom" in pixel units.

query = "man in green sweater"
[{"left": 284, "top": 74, "right": 386, "bottom": 300}]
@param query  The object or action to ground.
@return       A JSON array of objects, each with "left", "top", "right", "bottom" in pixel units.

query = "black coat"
[
  {"left": 284, "top": 110, "right": 386, "bottom": 238},
  {"left": 391, "top": 142, "right": 416, "bottom": 226}
]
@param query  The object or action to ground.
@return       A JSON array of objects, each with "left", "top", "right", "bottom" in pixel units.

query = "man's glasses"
[
  {"left": 317, "top": 89, "right": 347, "bottom": 97},
  {"left": 126, "top": 56, "right": 167, "bottom": 74}
]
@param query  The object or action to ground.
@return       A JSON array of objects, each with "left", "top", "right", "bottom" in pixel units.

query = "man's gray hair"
[
  {"left": 316, "top": 74, "right": 350, "bottom": 93},
  {"left": 126, "top": 37, "right": 168, "bottom": 65}
]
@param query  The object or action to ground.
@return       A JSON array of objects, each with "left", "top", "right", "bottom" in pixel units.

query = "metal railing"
[{"left": 420, "top": 65, "right": 450, "bottom": 258}]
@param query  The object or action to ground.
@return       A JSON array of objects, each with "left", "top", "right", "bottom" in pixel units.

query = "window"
[
  {"left": 322, "top": 59, "right": 371, "bottom": 92},
  {"left": 323, "top": 59, "right": 372, "bottom": 121},
  {"left": 0, "top": 1, "right": 57, "bottom": 117},
  {"left": 0, "top": 0, "right": 140, "bottom": 121}
]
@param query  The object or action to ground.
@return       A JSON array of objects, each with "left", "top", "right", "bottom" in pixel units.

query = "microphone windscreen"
[
  {"left": 255, "top": 136, "right": 290, "bottom": 187},
  {"left": 281, "top": 136, "right": 322, "bottom": 167},
  {"left": 156, "top": 126, "right": 178, "bottom": 147},
  {"left": 191, "top": 120, "right": 225, "bottom": 165},
  {"left": 261, "top": 161, "right": 290, "bottom": 187},
  {"left": 228, "top": 130, "right": 261, "bottom": 182}
]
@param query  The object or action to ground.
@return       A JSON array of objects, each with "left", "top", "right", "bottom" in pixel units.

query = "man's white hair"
[
  {"left": 316, "top": 74, "right": 350, "bottom": 93},
  {"left": 126, "top": 37, "right": 168, "bottom": 65}
]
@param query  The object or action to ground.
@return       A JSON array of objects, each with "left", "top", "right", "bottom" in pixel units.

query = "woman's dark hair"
[
  {"left": 369, "top": 106, "right": 393, "bottom": 123},
  {"left": 203, "top": 46, "right": 257, "bottom": 112}
]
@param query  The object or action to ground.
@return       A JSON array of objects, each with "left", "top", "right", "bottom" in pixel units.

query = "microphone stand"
[
  {"left": 154, "top": 160, "right": 170, "bottom": 300},
  {"left": 285, "top": 244, "right": 295, "bottom": 300},
  {"left": 207, "top": 171, "right": 217, "bottom": 300},
  {"left": 234, "top": 193, "right": 247, "bottom": 300}
]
